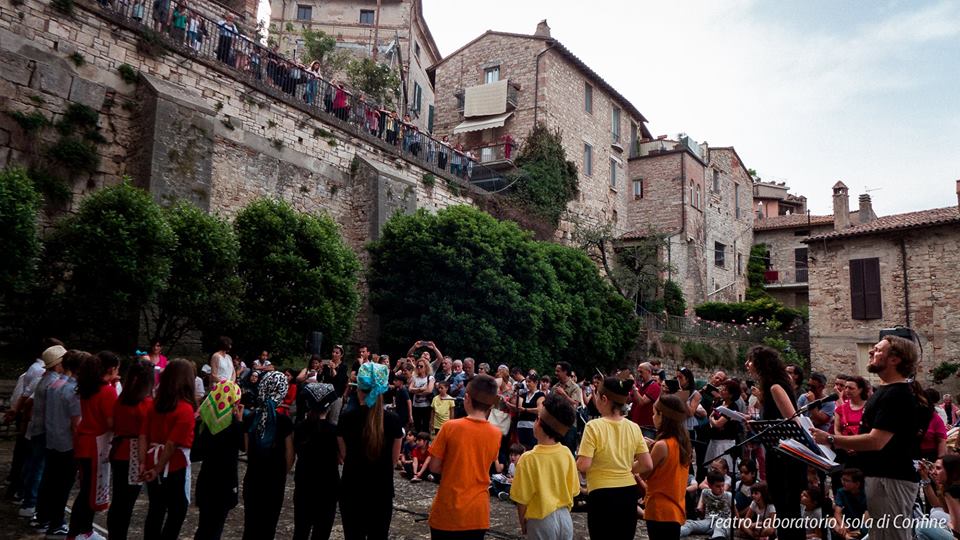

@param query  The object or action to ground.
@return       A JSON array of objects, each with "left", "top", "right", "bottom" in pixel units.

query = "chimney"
[
  {"left": 832, "top": 181, "right": 850, "bottom": 230},
  {"left": 858, "top": 194, "right": 876, "bottom": 224},
  {"left": 534, "top": 20, "right": 551, "bottom": 38}
]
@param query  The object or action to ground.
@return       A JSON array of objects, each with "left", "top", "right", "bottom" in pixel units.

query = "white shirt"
[
  {"left": 211, "top": 352, "right": 235, "bottom": 382},
  {"left": 11, "top": 359, "right": 46, "bottom": 404}
]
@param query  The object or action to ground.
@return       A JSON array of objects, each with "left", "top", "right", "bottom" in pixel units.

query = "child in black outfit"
[
  {"left": 194, "top": 380, "right": 244, "bottom": 540},
  {"left": 293, "top": 383, "right": 341, "bottom": 540}
]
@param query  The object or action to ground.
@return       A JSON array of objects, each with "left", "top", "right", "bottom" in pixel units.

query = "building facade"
[
  {"left": 623, "top": 138, "right": 754, "bottom": 307},
  {"left": 430, "top": 21, "right": 652, "bottom": 238},
  {"left": 806, "top": 181, "right": 960, "bottom": 385},
  {"left": 269, "top": 0, "right": 441, "bottom": 131}
]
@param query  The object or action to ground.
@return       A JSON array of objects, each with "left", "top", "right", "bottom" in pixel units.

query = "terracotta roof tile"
[
  {"left": 754, "top": 214, "right": 833, "bottom": 231},
  {"left": 806, "top": 206, "right": 960, "bottom": 242}
]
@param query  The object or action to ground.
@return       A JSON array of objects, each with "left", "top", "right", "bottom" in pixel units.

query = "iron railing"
[{"left": 97, "top": 0, "right": 509, "bottom": 191}]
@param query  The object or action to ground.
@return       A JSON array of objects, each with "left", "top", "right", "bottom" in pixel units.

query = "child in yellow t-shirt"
[
  {"left": 430, "top": 380, "right": 456, "bottom": 435},
  {"left": 510, "top": 393, "right": 580, "bottom": 539}
]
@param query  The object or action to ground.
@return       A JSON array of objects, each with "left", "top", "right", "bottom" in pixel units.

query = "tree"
[
  {"left": 509, "top": 125, "right": 579, "bottom": 227},
  {"left": 301, "top": 29, "right": 348, "bottom": 78},
  {"left": 663, "top": 280, "right": 686, "bottom": 316},
  {"left": 144, "top": 201, "right": 243, "bottom": 349},
  {"left": 747, "top": 243, "right": 770, "bottom": 300},
  {"left": 235, "top": 199, "right": 360, "bottom": 361},
  {"left": 368, "top": 206, "right": 637, "bottom": 374},
  {"left": 41, "top": 180, "right": 176, "bottom": 350},
  {"left": 0, "top": 167, "right": 42, "bottom": 298},
  {"left": 345, "top": 57, "right": 401, "bottom": 106}
]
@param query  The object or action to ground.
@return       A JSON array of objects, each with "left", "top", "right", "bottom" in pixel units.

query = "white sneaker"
[
  {"left": 18, "top": 506, "right": 36, "bottom": 517},
  {"left": 77, "top": 532, "right": 107, "bottom": 540}
]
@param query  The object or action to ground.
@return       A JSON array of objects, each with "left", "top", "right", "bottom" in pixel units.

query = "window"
[
  {"left": 427, "top": 105, "right": 434, "bottom": 133},
  {"left": 412, "top": 82, "right": 422, "bottom": 112},
  {"left": 734, "top": 183, "right": 741, "bottom": 218},
  {"left": 795, "top": 248, "right": 808, "bottom": 283},
  {"left": 689, "top": 180, "right": 695, "bottom": 207},
  {"left": 484, "top": 66, "right": 500, "bottom": 84},
  {"left": 414, "top": 41, "right": 421, "bottom": 62},
  {"left": 737, "top": 252, "right": 743, "bottom": 275},
  {"left": 609, "top": 158, "right": 618, "bottom": 188},
  {"left": 793, "top": 229, "right": 811, "bottom": 237},
  {"left": 359, "top": 9, "right": 375, "bottom": 25},
  {"left": 584, "top": 82, "right": 593, "bottom": 113},
  {"left": 629, "top": 122, "right": 638, "bottom": 157},
  {"left": 633, "top": 178, "right": 643, "bottom": 199},
  {"left": 583, "top": 143, "right": 593, "bottom": 176},
  {"left": 850, "top": 258, "right": 881, "bottom": 319},
  {"left": 296, "top": 4, "right": 311, "bottom": 20},
  {"left": 611, "top": 106, "right": 621, "bottom": 143},
  {"left": 715, "top": 242, "right": 726, "bottom": 267},
  {"left": 713, "top": 169, "right": 720, "bottom": 192}
]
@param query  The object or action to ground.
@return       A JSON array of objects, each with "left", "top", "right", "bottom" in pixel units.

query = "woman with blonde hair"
[{"left": 409, "top": 355, "right": 435, "bottom": 434}]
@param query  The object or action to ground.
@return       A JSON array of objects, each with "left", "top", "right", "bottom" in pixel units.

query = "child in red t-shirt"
[
  {"left": 69, "top": 351, "right": 120, "bottom": 538},
  {"left": 139, "top": 358, "right": 197, "bottom": 540},
  {"left": 405, "top": 432, "right": 432, "bottom": 482},
  {"left": 107, "top": 359, "right": 155, "bottom": 540}
]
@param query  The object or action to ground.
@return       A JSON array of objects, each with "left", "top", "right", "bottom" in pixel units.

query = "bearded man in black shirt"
[{"left": 811, "top": 335, "right": 927, "bottom": 540}]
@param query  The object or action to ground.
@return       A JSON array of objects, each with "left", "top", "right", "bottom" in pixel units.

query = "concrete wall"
[
  {"left": 807, "top": 226, "right": 960, "bottom": 385},
  {"left": 0, "top": 0, "right": 476, "bottom": 346}
]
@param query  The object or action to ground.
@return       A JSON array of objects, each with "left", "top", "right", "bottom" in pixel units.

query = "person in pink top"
[
  {"left": 834, "top": 376, "right": 868, "bottom": 436},
  {"left": 921, "top": 388, "right": 948, "bottom": 461}
]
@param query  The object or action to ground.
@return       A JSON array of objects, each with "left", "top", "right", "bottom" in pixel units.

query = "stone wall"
[
  {"left": 703, "top": 148, "right": 754, "bottom": 303},
  {"left": 807, "top": 225, "right": 960, "bottom": 386},
  {"left": 0, "top": 0, "right": 477, "bottom": 346}
]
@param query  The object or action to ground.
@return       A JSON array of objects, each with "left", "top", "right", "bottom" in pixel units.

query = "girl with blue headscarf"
[
  {"left": 241, "top": 371, "right": 293, "bottom": 540},
  {"left": 337, "top": 362, "right": 403, "bottom": 539}
]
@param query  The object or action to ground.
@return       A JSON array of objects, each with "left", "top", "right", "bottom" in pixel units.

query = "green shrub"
[
  {"left": 508, "top": 124, "right": 578, "bottom": 227},
  {"left": 0, "top": 168, "right": 42, "bottom": 297},
  {"left": 663, "top": 279, "right": 686, "bottom": 316},
  {"left": 7, "top": 110, "right": 50, "bottom": 134},
  {"left": 117, "top": 63, "right": 140, "bottom": 84},
  {"left": 694, "top": 297, "right": 805, "bottom": 327},
  {"left": 421, "top": 172, "right": 436, "bottom": 188},
  {"left": 69, "top": 52, "right": 85, "bottom": 67},
  {"left": 47, "top": 137, "right": 100, "bottom": 173}
]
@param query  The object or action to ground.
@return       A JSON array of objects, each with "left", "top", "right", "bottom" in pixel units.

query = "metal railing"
[
  {"left": 96, "top": 0, "right": 510, "bottom": 192},
  {"left": 475, "top": 142, "right": 517, "bottom": 164}
]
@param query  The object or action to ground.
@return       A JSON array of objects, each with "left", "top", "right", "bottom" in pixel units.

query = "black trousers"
[
  {"left": 412, "top": 406, "right": 431, "bottom": 435},
  {"left": 38, "top": 448, "right": 75, "bottom": 530},
  {"left": 242, "top": 472, "right": 286, "bottom": 540},
  {"left": 587, "top": 485, "right": 639, "bottom": 540},
  {"left": 646, "top": 519, "right": 681, "bottom": 540},
  {"left": 69, "top": 457, "right": 95, "bottom": 536},
  {"left": 195, "top": 502, "right": 231, "bottom": 540},
  {"left": 293, "top": 483, "right": 337, "bottom": 540},
  {"left": 765, "top": 448, "right": 806, "bottom": 540},
  {"left": 6, "top": 431, "right": 29, "bottom": 497},
  {"left": 144, "top": 468, "right": 188, "bottom": 540},
  {"left": 107, "top": 461, "right": 142, "bottom": 540},
  {"left": 340, "top": 494, "right": 392, "bottom": 540}
]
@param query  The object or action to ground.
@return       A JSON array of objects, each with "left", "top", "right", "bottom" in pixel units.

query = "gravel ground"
[{"left": 0, "top": 439, "right": 656, "bottom": 539}]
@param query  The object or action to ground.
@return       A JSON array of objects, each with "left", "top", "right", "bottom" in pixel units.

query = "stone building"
[
  {"left": 429, "top": 20, "right": 652, "bottom": 238},
  {"left": 269, "top": 0, "right": 441, "bottom": 132},
  {"left": 754, "top": 181, "right": 870, "bottom": 308},
  {"left": 806, "top": 180, "right": 960, "bottom": 384},
  {"left": 622, "top": 137, "right": 755, "bottom": 307}
]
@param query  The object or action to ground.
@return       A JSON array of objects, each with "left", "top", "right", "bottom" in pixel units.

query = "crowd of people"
[
  {"left": 98, "top": 0, "right": 518, "bottom": 186},
  {"left": 2, "top": 333, "right": 957, "bottom": 540}
]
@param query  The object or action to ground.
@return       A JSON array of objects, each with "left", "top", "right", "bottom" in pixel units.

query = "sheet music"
[
  {"left": 714, "top": 406, "right": 747, "bottom": 423},
  {"left": 797, "top": 416, "right": 837, "bottom": 462}
]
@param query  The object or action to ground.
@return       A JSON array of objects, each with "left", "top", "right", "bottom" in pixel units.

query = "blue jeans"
[{"left": 20, "top": 434, "right": 46, "bottom": 508}]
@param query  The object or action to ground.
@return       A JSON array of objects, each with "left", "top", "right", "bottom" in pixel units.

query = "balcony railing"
[
  {"left": 474, "top": 142, "right": 517, "bottom": 164},
  {"left": 90, "top": 0, "right": 511, "bottom": 192},
  {"left": 763, "top": 269, "right": 808, "bottom": 285}
]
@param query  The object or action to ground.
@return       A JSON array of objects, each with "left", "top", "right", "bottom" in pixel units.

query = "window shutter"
[
  {"left": 863, "top": 258, "right": 882, "bottom": 319},
  {"left": 850, "top": 259, "right": 865, "bottom": 319}
]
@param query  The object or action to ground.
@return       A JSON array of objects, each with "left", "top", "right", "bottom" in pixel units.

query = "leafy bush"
[
  {"left": 7, "top": 110, "right": 50, "bottom": 134},
  {"left": 421, "top": 172, "right": 436, "bottom": 188},
  {"left": 235, "top": 199, "right": 360, "bottom": 360},
  {"left": 40, "top": 181, "right": 176, "bottom": 350},
  {"left": 694, "top": 297, "right": 805, "bottom": 328},
  {"left": 345, "top": 58, "right": 400, "bottom": 107},
  {"left": 663, "top": 279, "right": 686, "bottom": 316},
  {"left": 147, "top": 202, "right": 243, "bottom": 349},
  {"left": 0, "top": 168, "right": 42, "bottom": 297},
  {"left": 368, "top": 205, "right": 637, "bottom": 373},
  {"left": 682, "top": 340, "right": 737, "bottom": 371},
  {"left": 747, "top": 243, "right": 770, "bottom": 300},
  {"left": 117, "top": 63, "right": 141, "bottom": 84},
  {"left": 47, "top": 136, "right": 100, "bottom": 173},
  {"left": 509, "top": 125, "right": 578, "bottom": 227}
]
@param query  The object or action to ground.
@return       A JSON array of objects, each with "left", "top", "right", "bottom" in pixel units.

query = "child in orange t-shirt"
[{"left": 428, "top": 374, "right": 502, "bottom": 536}]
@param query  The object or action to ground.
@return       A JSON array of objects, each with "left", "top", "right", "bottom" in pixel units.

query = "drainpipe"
[
  {"left": 533, "top": 43, "right": 555, "bottom": 127},
  {"left": 900, "top": 237, "right": 911, "bottom": 327}
]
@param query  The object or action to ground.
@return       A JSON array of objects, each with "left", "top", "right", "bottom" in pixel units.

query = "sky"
[{"left": 416, "top": 0, "right": 960, "bottom": 216}]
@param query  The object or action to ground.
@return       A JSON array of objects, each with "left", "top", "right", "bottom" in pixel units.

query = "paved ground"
[{"left": 0, "top": 439, "right": 654, "bottom": 539}]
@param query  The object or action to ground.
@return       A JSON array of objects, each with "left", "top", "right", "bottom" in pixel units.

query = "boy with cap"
[
  {"left": 20, "top": 344, "right": 66, "bottom": 520},
  {"left": 428, "top": 374, "right": 502, "bottom": 539}
]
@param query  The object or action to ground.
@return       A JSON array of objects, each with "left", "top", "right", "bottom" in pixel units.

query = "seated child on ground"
[
  {"left": 699, "top": 459, "right": 732, "bottom": 491},
  {"left": 734, "top": 460, "right": 758, "bottom": 517},
  {"left": 736, "top": 482, "right": 776, "bottom": 540},
  {"left": 800, "top": 485, "right": 824, "bottom": 539},
  {"left": 681, "top": 471, "right": 732, "bottom": 539},
  {"left": 491, "top": 444, "right": 525, "bottom": 500},
  {"left": 833, "top": 468, "right": 868, "bottom": 540},
  {"left": 398, "top": 430, "right": 417, "bottom": 469},
  {"left": 404, "top": 432, "right": 432, "bottom": 482}
]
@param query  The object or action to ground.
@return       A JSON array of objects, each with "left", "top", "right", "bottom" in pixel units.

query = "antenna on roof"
[{"left": 864, "top": 186, "right": 882, "bottom": 193}]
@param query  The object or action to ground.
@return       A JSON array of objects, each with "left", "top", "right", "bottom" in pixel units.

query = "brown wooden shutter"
[
  {"left": 863, "top": 257, "right": 882, "bottom": 319},
  {"left": 850, "top": 258, "right": 865, "bottom": 319}
]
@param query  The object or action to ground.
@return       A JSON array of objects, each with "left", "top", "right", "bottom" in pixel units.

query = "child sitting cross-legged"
[
  {"left": 404, "top": 432, "right": 433, "bottom": 482},
  {"left": 800, "top": 485, "right": 824, "bottom": 539},
  {"left": 680, "top": 470, "right": 732, "bottom": 539},
  {"left": 510, "top": 393, "right": 580, "bottom": 539},
  {"left": 833, "top": 468, "right": 868, "bottom": 540},
  {"left": 491, "top": 444, "right": 525, "bottom": 500},
  {"left": 736, "top": 482, "right": 776, "bottom": 540}
]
